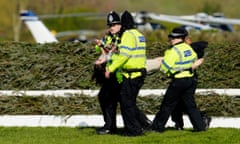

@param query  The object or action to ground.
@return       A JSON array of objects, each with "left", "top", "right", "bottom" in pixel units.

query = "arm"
[
  {"left": 160, "top": 49, "right": 177, "bottom": 74},
  {"left": 95, "top": 54, "right": 107, "bottom": 65},
  {"left": 190, "top": 41, "right": 207, "bottom": 70},
  {"left": 192, "top": 58, "right": 204, "bottom": 70},
  {"left": 146, "top": 57, "right": 163, "bottom": 72}
]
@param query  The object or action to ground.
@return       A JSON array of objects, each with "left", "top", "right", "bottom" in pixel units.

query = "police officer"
[
  {"left": 105, "top": 10, "right": 151, "bottom": 136},
  {"left": 93, "top": 11, "right": 122, "bottom": 135},
  {"left": 151, "top": 27, "right": 207, "bottom": 132},
  {"left": 171, "top": 28, "right": 211, "bottom": 130}
]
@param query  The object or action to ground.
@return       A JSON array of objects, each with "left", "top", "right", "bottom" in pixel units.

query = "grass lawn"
[{"left": 0, "top": 127, "right": 239, "bottom": 144}]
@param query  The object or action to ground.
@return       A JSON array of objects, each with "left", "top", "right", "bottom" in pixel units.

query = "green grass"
[{"left": 0, "top": 127, "right": 239, "bottom": 144}]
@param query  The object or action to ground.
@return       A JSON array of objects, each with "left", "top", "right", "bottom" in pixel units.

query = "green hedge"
[
  {"left": 0, "top": 95, "right": 239, "bottom": 116},
  {"left": 0, "top": 41, "right": 240, "bottom": 90},
  {"left": 0, "top": 42, "right": 240, "bottom": 116}
]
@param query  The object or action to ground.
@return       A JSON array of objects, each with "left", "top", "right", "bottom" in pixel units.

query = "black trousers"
[
  {"left": 152, "top": 77, "right": 206, "bottom": 132},
  {"left": 98, "top": 74, "right": 121, "bottom": 131},
  {"left": 120, "top": 76, "right": 150, "bottom": 135},
  {"left": 171, "top": 99, "right": 185, "bottom": 128},
  {"left": 171, "top": 77, "right": 198, "bottom": 128}
]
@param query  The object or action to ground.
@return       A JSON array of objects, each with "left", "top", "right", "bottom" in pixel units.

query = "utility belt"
[
  {"left": 122, "top": 68, "right": 147, "bottom": 79},
  {"left": 170, "top": 68, "right": 193, "bottom": 79}
]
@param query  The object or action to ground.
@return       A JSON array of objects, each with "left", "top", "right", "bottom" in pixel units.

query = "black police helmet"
[
  {"left": 121, "top": 10, "right": 135, "bottom": 30},
  {"left": 107, "top": 11, "right": 121, "bottom": 26},
  {"left": 168, "top": 27, "right": 188, "bottom": 39}
]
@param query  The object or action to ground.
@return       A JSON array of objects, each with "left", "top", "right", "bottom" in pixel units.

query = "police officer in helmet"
[
  {"left": 107, "top": 11, "right": 121, "bottom": 26},
  {"left": 152, "top": 27, "right": 209, "bottom": 132},
  {"left": 170, "top": 27, "right": 211, "bottom": 130},
  {"left": 105, "top": 10, "right": 151, "bottom": 136}
]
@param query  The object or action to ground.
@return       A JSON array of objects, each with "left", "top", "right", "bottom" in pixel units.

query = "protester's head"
[
  {"left": 121, "top": 10, "right": 135, "bottom": 30},
  {"left": 107, "top": 11, "right": 121, "bottom": 34}
]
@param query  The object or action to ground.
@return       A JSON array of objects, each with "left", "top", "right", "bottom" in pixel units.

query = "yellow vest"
[
  {"left": 161, "top": 42, "right": 197, "bottom": 78},
  {"left": 108, "top": 29, "right": 146, "bottom": 79}
]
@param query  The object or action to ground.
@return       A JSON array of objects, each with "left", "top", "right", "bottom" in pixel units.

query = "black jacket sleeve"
[{"left": 191, "top": 41, "right": 208, "bottom": 59}]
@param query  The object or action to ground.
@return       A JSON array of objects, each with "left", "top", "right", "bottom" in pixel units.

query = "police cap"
[
  {"left": 168, "top": 27, "right": 188, "bottom": 39},
  {"left": 107, "top": 11, "right": 121, "bottom": 26},
  {"left": 121, "top": 10, "right": 135, "bottom": 29}
]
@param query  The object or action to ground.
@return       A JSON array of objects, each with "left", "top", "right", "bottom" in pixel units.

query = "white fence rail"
[
  {"left": 0, "top": 115, "right": 239, "bottom": 128},
  {"left": 0, "top": 89, "right": 240, "bottom": 97}
]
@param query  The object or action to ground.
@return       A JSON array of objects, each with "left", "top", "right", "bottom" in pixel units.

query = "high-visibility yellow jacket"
[
  {"left": 161, "top": 42, "right": 197, "bottom": 78},
  {"left": 108, "top": 29, "right": 146, "bottom": 79}
]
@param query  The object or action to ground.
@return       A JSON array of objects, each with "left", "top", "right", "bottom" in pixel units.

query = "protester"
[{"left": 92, "top": 11, "right": 122, "bottom": 135}]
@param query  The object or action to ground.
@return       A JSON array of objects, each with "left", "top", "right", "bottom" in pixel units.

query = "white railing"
[
  {"left": 0, "top": 115, "right": 239, "bottom": 128},
  {"left": 0, "top": 89, "right": 240, "bottom": 97}
]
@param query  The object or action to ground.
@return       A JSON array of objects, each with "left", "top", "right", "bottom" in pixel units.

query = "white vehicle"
[
  {"left": 20, "top": 10, "right": 58, "bottom": 44},
  {"left": 20, "top": 10, "right": 240, "bottom": 44},
  {"left": 20, "top": 10, "right": 97, "bottom": 44}
]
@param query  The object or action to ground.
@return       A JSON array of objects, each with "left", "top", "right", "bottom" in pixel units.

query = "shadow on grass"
[{"left": 76, "top": 126, "right": 196, "bottom": 137}]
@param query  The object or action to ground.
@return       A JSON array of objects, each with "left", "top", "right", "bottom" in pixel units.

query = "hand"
[
  {"left": 109, "top": 45, "right": 117, "bottom": 53},
  {"left": 105, "top": 69, "right": 110, "bottom": 79},
  {"left": 94, "top": 39, "right": 101, "bottom": 45},
  {"left": 155, "top": 57, "right": 163, "bottom": 65}
]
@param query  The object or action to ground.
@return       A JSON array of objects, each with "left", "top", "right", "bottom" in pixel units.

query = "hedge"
[
  {"left": 0, "top": 41, "right": 240, "bottom": 90},
  {"left": 0, "top": 41, "right": 239, "bottom": 116}
]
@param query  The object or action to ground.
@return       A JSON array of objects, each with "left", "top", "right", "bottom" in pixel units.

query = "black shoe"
[
  {"left": 123, "top": 129, "right": 144, "bottom": 137},
  {"left": 151, "top": 129, "right": 164, "bottom": 133},
  {"left": 151, "top": 122, "right": 165, "bottom": 133},
  {"left": 143, "top": 120, "right": 152, "bottom": 131},
  {"left": 151, "top": 127, "right": 164, "bottom": 133},
  {"left": 192, "top": 129, "right": 205, "bottom": 132},
  {"left": 203, "top": 115, "right": 212, "bottom": 130},
  {"left": 96, "top": 127, "right": 111, "bottom": 135},
  {"left": 175, "top": 123, "right": 184, "bottom": 131},
  {"left": 192, "top": 115, "right": 211, "bottom": 132}
]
